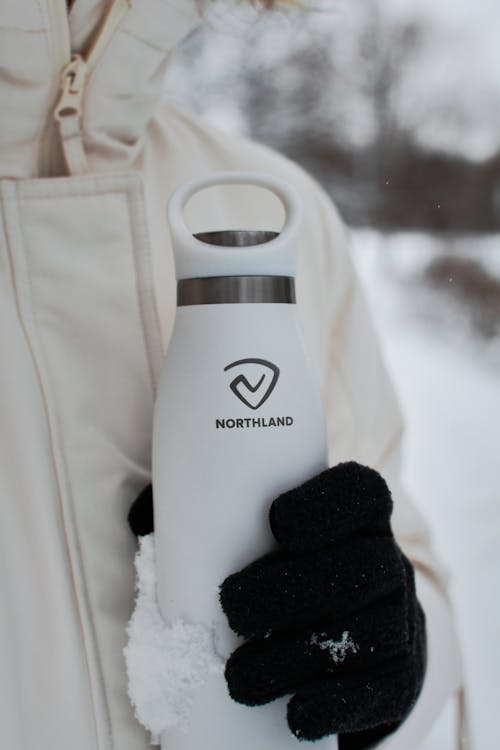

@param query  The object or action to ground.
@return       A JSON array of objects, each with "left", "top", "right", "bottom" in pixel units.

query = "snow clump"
[{"left": 124, "top": 534, "right": 224, "bottom": 744}]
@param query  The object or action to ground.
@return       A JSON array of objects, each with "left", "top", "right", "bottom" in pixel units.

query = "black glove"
[
  {"left": 128, "top": 462, "right": 426, "bottom": 749},
  {"left": 128, "top": 483, "right": 154, "bottom": 537}
]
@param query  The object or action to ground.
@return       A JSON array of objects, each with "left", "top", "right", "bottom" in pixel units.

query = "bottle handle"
[{"left": 167, "top": 171, "right": 302, "bottom": 280}]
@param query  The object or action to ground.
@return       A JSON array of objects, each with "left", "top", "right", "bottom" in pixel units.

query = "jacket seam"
[
  {"left": 31, "top": 0, "right": 54, "bottom": 177},
  {"left": 125, "top": 179, "right": 163, "bottom": 393},
  {"left": 14, "top": 171, "right": 141, "bottom": 198},
  {"left": 324, "top": 272, "right": 358, "bottom": 458},
  {"left": 1, "top": 180, "right": 112, "bottom": 750},
  {"left": 0, "top": 25, "right": 48, "bottom": 33},
  {"left": 121, "top": 26, "right": 167, "bottom": 53}
]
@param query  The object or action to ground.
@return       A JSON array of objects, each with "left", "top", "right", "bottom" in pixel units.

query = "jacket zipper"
[
  {"left": 53, "top": 0, "right": 132, "bottom": 175},
  {"left": 39, "top": 0, "right": 72, "bottom": 177}
]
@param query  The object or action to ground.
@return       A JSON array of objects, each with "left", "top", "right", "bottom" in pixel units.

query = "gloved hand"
[{"left": 128, "top": 462, "right": 426, "bottom": 749}]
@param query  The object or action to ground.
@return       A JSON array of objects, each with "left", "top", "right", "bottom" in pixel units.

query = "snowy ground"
[{"left": 351, "top": 231, "right": 500, "bottom": 749}]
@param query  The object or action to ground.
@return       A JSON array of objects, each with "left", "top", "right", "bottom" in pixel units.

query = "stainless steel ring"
[{"left": 177, "top": 275, "right": 296, "bottom": 305}]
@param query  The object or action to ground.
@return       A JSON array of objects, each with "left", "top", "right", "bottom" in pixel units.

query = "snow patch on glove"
[
  {"left": 124, "top": 534, "right": 224, "bottom": 744},
  {"left": 310, "top": 630, "right": 359, "bottom": 664}
]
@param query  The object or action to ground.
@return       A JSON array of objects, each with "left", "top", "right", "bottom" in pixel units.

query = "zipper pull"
[
  {"left": 52, "top": 0, "right": 131, "bottom": 175},
  {"left": 54, "top": 54, "right": 88, "bottom": 122},
  {"left": 54, "top": 54, "right": 90, "bottom": 174}
]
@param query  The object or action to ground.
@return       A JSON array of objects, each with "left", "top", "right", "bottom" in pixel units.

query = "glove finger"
[
  {"left": 225, "top": 590, "right": 410, "bottom": 706},
  {"left": 220, "top": 536, "right": 406, "bottom": 639},
  {"left": 287, "top": 652, "right": 421, "bottom": 741},
  {"left": 128, "top": 483, "right": 154, "bottom": 537},
  {"left": 269, "top": 462, "right": 393, "bottom": 553}
]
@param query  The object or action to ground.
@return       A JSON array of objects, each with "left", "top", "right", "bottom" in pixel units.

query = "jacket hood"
[{"left": 0, "top": 0, "right": 201, "bottom": 177}]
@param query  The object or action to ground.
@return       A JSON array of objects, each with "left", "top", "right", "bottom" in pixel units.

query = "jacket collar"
[
  {"left": 64, "top": 0, "right": 202, "bottom": 173},
  {"left": 0, "top": 0, "right": 201, "bottom": 177},
  {"left": 69, "top": 0, "right": 201, "bottom": 56}
]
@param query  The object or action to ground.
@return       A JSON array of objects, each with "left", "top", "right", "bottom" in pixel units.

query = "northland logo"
[
  {"left": 224, "top": 358, "right": 280, "bottom": 410},
  {"left": 216, "top": 357, "right": 293, "bottom": 430}
]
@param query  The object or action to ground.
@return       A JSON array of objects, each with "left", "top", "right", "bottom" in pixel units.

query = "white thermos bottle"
[{"left": 153, "top": 172, "right": 337, "bottom": 750}]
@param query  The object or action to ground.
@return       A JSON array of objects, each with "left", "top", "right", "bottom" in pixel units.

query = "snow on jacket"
[{"left": 0, "top": 1, "right": 463, "bottom": 749}]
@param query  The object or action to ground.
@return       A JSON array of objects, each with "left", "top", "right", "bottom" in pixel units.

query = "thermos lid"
[{"left": 167, "top": 172, "right": 302, "bottom": 281}]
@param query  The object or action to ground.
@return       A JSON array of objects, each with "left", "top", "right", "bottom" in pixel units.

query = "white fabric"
[
  {"left": 0, "top": 2, "right": 463, "bottom": 749},
  {"left": 0, "top": 172, "right": 162, "bottom": 750}
]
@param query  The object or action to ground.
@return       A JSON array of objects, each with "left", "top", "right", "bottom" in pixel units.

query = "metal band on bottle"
[{"left": 177, "top": 276, "right": 296, "bottom": 306}]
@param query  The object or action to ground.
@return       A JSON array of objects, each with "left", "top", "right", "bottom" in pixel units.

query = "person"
[{"left": 0, "top": 1, "right": 464, "bottom": 748}]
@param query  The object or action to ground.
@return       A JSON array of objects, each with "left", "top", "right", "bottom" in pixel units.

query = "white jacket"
[{"left": 0, "top": 1, "right": 464, "bottom": 749}]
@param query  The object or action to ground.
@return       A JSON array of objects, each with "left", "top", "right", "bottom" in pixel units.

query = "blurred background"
[{"left": 164, "top": 1, "right": 499, "bottom": 748}]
